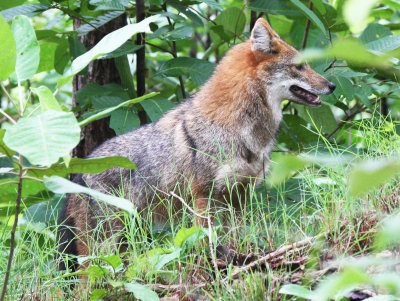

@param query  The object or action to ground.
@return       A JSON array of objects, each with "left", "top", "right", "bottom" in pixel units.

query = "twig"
[
  {"left": 302, "top": 1, "right": 313, "bottom": 50},
  {"left": 0, "top": 156, "right": 23, "bottom": 301},
  {"left": 225, "top": 235, "right": 318, "bottom": 280},
  {"left": 188, "top": 7, "right": 217, "bottom": 25},
  {"left": 0, "top": 108, "right": 16, "bottom": 124},
  {"left": 145, "top": 42, "right": 175, "bottom": 56}
]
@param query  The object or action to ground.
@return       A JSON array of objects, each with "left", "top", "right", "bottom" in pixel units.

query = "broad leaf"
[
  {"left": 290, "top": 0, "right": 328, "bottom": 38},
  {"left": 4, "top": 110, "right": 80, "bottom": 166},
  {"left": 44, "top": 176, "right": 136, "bottom": 214},
  {"left": 32, "top": 86, "right": 61, "bottom": 112},
  {"left": 0, "top": 4, "right": 50, "bottom": 21},
  {"left": 76, "top": 11, "right": 124, "bottom": 36},
  {"left": 124, "top": 283, "right": 159, "bottom": 301},
  {"left": 269, "top": 154, "right": 308, "bottom": 185},
  {"left": 141, "top": 97, "right": 176, "bottom": 122},
  {"left": 29, "top": 156, "right": 137, "bottom": 178},
  {"left": 280, "top": 284, "right": 316, "bottom": 299},
  {"left": 248, "top": 0, "right": 300, "bottom": 15},
  {"left": 213, "top": 7, "right": 246, "bottom": 40},
  {"left": 79, "top": 92, "right": 158, "bottom": 127},
  {"left": 174, "top": 226, "right": 204, "bottom": 247},
  {"left": 11, "top": 15, "right": 40, "bottom": 81},
  {"left": 0, "top": 14, "right": 16, "bottom": 80},
  {"left": 60, "top": 15, "right": 159, "bottom": 86},
  {"left": 348, "top": 158, "right": 400, "bottom": 197},
  {"left": 343, "top": 0, "right": 380, "bottom": 33},
  {"left": 158, "top": 57, "right": 215, "bottom": 86},
  {"left": 0, "top": 130, "right": 15, "bottom": 157},
  {"left": 110, "top": 107, "right": 140, "bottom": 135}
]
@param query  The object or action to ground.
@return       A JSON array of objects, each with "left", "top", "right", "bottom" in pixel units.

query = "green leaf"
[
  {"left": 279, "top": 284, "right": 315, "bottom": 299},
  {"left": 32, "top": 86, "right": 61, "bottom": 112},
  {"left": 124, "top": 283, "right": 159, "bottom": 301},
  {"left": 198, "top": 0, "right": 222, "bottom": 11},
  {"left": 290, "top": 0, "right": 328, "bottom": 38},
  {"left": 4, "top": 110, "right": 80, "bottom": 167},
  {"left": 99, "top": 41, "right": 142, "bottom": 59},
  {"left": 44, "top": 176, "right": 136, "bottom": 214},
  {"left": 315, "top": 267, "right": 369, "bottom": 300},
  {"left": 213, "top": 7, "right": 246, "bottom": 40},
  {"left": 89, "top": 0, "right": 128, "bottom": 11},
  {"left": 163, "top": 26, "right": 193, "bottom": 41},
  {"left": 0, "top": 4, "right": 50, "bottom": 22},
  {"left": 359, "top": 23, "right": 392, "bottom": 44},
  {"left": 0, "top": 14, "right": 16, "bottom": 80},
  {"left": 100, "top": 254, "right": 122, "bottom": 269},
  {"left": 269, "top": 154, "right": 308, "bottom": 185},
  {"left": 0, "top": 130, "right": 15, "bottom": 157},
  {"left": 0, "top": 0, "right": 25, "bottom": 11},
  {"left": 348, "top": 158, "right": 400, "bottom": 197},
  {"left": 91, "top": 289, "right": 109, "bottom": 301},
  {"left": 310, "top": 0, "right": 326, "bottom": 14},
  {"left": 366, "top": 35, "right": 400, "bottom": 52},
  {"left": 295, "top": 103, "right": 337, "bottom": 134},
  {"left": 141, "top": 97, "right": 176, "bottom": 122},
  {"left": 76, "top": 11, "right": 124, "bottom": 35},
  {"left": 79, "top": 92, "right": 158, "bottom": 128},
  {"left": 169, "top": 3, "right": 203, "bottom": 26},
  {"left": 54, "top": 39, "right": 70, "bottom": 74},
  {"left": 37, "top": 41, "right": 58, "bottom": 73},
  {"left": 343, "top": 0, "right": 380, "bottom": 33},
  {"left": 110, "top": 107, "right": 140, "bottom": 135},
  {"left": 248, "top": 0, "right": 300, "bottom": 15},
  {"left": 158, "top": 57, "right": 215, "bottom": 86},
  {"left": 23, "top": 197, "right": 64, "bottom": 224},
  {"left": 376, "top": 215, "right": 400, "bottom": 250},
  {"left": 11, "top": 15, "right": 40, "bottom": 81},
  {"left": 76, "top": 83, "right": 128, "bottom": 107},
  {"left": 174, "top": 226, "right": 203, "bottom": 247},
  {"left": 29, "top": 156, "right": 136, "bottom": 178},
  {"left": 153, "top": 249, "right": 180, "bottom": 270},
  {"left": 60, "top": 15, "right": 158, "bottom": 87}
]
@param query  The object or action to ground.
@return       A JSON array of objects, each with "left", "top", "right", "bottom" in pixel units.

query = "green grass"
[{"left": 1, "top": 117, "right": 400, "bottom": 300}]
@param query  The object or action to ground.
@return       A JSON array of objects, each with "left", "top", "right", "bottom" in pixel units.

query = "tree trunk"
[{"left": 72, "top": 15, "right": 127, "bottom": 158}]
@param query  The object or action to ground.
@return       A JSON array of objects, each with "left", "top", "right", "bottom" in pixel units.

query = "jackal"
[{"left": 58, "top": 18, "right": 335, "bottom": 270}]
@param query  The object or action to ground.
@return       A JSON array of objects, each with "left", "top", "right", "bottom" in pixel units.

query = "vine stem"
[{"left": 0, "top": 156, "right": 23, "bottom": 301}]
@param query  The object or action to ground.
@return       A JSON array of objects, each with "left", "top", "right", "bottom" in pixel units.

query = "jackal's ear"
[{"left": 250, "top": 18, "right": 279, "bottom": 55}]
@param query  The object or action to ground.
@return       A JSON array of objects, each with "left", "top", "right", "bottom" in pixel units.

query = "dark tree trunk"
[
  {"left": 72, "top": 15, "right": 127, "bottom": 158},
  {"left": 136, "top": 0, "right": 147, "bottom": 124}
]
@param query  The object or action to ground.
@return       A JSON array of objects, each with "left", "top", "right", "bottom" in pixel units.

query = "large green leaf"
[
  {"left": 141, "top": 97, "right": 176, "bottom": 122},
  {"left": 0, "top": 14, "right": 16, "bottom": 80},
  {"left": 29, "top": 156, "right": 136, "bottom": 178},
  {"left": 79, "top": 92, "right": 158, "bottom": 127},
  {"left": 76, "top": 11, "right": 124, "bottom": 36},
  {"left": 32, "top": 86, "right": 61, "bottom": 112},
  {"left": 59, "top": 15, "right": 159, "bottom": 87},
  {"left": 0, "top": 3, "right": 50, "bottom": 21},
  {"left": 280, "top": 284, "right": 316, "bottom": 299},
  {"left": 348, "top": 158, "right": 400, "bottom": 197},
  {"left": 110, "top": 107, "right": 140, "bottom": 135},
  {"left": 290, "top": 0, "right": 328, "bottom": 38},
  {"left": 158, "top": 57, "right": 215, "bottom": 86},
  {"left": 124, "top": 283, "right": 159, "bottom": 301},
  {"left": 366, "top": 35, "right": 400, "bottom": 52},
  {"left": 343, "top": 0, "right": 380, "bottom": 33},
  {"left": 4, "top": 110, "right": 80, "bottom": 167},
  {"left": 0, "top": 130, "right": 15, "bottom": 157},
  {"left": 11, "top": 15, "right": 40, "bottom": 81},
  {"left": 268, "top": 154, "right": 308, "bottom": 185},
  {"left": 44, "top": 176, "right": 136, "bottom": 214},
  {"left": 213, "top": 7, "right": 246, "bottom": 41},
  {"left": 295, "top": 104, "right": 338, "bottom": 134},
  {"left": 248, "top": 0, "right": 300, "bottom": 15}
]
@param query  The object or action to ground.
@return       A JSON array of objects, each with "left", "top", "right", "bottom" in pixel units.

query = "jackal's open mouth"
[{"left": 290, "top": 85, "right": 322, "bottom": 106}]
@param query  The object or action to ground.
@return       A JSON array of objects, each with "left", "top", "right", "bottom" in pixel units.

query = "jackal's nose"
[{"left": 328, "top": 82, "right": 336, "bottom": 93}]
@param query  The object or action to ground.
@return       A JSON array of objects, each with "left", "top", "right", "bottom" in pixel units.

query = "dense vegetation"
[{"left": 1, "top": 0, "right": 400, "bottom": 300}]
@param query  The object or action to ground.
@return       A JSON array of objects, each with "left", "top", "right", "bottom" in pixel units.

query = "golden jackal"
[{"left": 58, "top": 18, "right": 335, "bottom": 270}]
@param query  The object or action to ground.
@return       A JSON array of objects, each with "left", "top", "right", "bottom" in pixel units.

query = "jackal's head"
[{"left": 250, "top": 18, "right": 335, "bottom": 107}]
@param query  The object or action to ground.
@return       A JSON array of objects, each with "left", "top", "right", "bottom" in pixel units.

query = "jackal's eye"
[{"left": 294, "top": 63, "right": 305, "bottom": 71}]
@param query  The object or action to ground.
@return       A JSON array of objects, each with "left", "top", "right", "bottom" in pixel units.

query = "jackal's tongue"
[{"left": 290, "top": 85, "right": 321, "bottom": 104}]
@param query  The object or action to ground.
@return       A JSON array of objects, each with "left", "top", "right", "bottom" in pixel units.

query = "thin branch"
[
  {"left": 0, "top": 157, "right": 23, "bottom": 301},
  {"left": 145, "top": 42, "right": 175, "bottom": 56},
  {"left": 302, "top": 1, "right": 313, "bottom": 50},
  {"left": 188, "top": 7, "right": 217, "bottom": 25},
  {"left": 0, "top": 108, "right": 16, "bottom": 124},
  {"left": 225, "top": 235, "right": 319, "bottom": 280}
]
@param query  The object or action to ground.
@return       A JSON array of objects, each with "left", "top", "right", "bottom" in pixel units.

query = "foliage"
[{"left": 0, "top": 0, "right": 400, "bottom": 299}]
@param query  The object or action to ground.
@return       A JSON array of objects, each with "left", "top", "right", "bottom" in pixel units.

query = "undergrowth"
[{"left": 1, "top": 117, "right": 400, "bottom": 300}]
